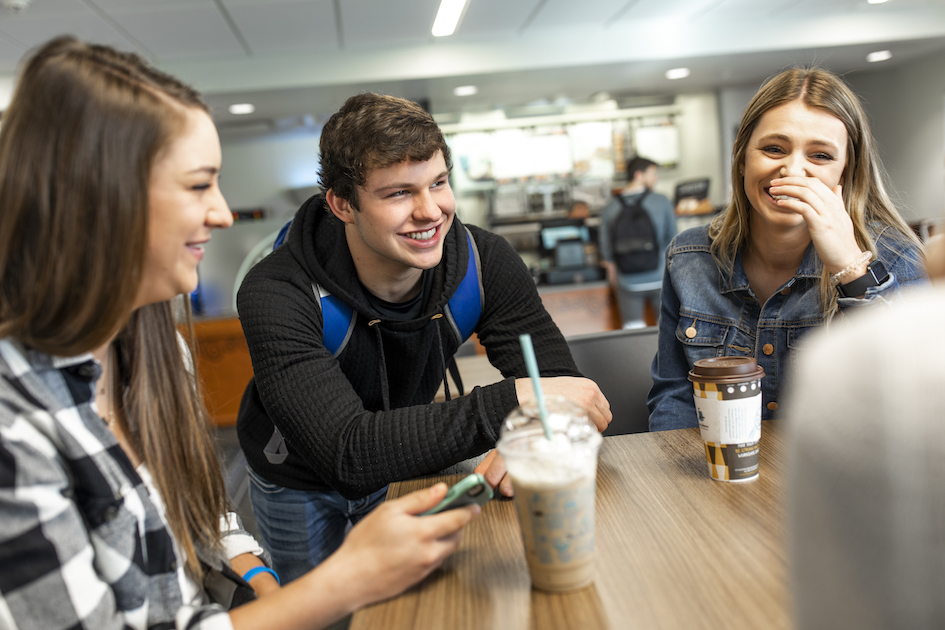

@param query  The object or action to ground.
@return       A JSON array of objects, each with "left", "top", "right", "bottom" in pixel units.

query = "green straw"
[{"left": 519, "top": 334, "right": 552, "bottom": 440}]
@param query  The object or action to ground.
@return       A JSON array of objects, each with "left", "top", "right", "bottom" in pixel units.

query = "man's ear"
[{"left": 326, "top": 189, "right": 355, "bottom": 225}]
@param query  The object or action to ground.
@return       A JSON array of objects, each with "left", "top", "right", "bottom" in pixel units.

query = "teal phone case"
[{"left": 421, "top": 473, "right": 493, "bottom": 515}]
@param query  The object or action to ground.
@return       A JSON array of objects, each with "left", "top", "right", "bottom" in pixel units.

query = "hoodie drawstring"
[
  {"left": 369, "top": 319, "right": 391, "bottom": 411},
  {"left": 432, "top": 315, "right": 452, "bottom": 402},
  {"left": 372, "top": 314, "right": 463, "bottom": 410},
  {"left": 432, "top": 314, "right": 465, "bottom": 402}
]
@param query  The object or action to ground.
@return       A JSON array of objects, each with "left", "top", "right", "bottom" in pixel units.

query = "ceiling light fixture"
[
  {"left": 1, "top": 0, "right": 31, "bottom": 12},
  {"left": 229, "top": 103, "right": 256, "bottom": 115},
  {"left": 453, "top": 85, "right": 478, "bottom": 96},
  {"left": 867, "top": 50, "right": 892, "bottom": 63},
  {"left": 432, "top": 0, "right": 468, "bottom": 37},
  {"left": 665, "top": 67, "right": 691, "bottom": 80},
  {"left": 867, "top": 0, "right": 889, "bottom": 4}
]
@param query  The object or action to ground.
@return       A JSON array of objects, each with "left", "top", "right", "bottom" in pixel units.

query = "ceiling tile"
[
  {"left": 2, "top": 0, "right": 945, "bottom": 128},
  {"left": 93, "top": 0, "right": 214, "bottom": 10},
  {"left": 522, "top": 0, "right": 627, "bottom": 30},
  {"left": 226, "top": 0, "right": 339, "bottom": 53},
  {"left": 703, "top": 0, "right": 796, "bottom": 21},
  {"left": 772, "top": 0, "right": 858, "bottom": 20},
  {"left": 0, "top": 14, "right": 133, "bottom": 57},
  {"left": 0, "top": 0, "right": 85, "bottom": 17},
  {"left": 612, "top": 0, "right": 725, "bottom": 23},
  {"left": 341, "top": 0, "right": 439, "bottom": 48},
  {"left": 108, "top": 5, "right": 245, "bottom": 59},
  {"left": 459, "top": 0, "right": 543, "bottom": 35}
]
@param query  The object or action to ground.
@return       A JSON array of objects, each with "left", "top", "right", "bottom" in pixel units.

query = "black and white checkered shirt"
[{"left": 0, "top": 338, "right": 240, "bottom": 630}]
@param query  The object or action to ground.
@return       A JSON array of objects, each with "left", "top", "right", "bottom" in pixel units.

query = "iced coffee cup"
[
  {"left": 496, "top": 397, "right": 602, "bottom": 592},
  {"left": 688, "top": 357, "right": 765, "bottom": 482}
]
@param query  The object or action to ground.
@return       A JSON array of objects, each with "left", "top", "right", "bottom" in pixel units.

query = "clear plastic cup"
[{"left": 497, "top": 397, "right": 602, "bottom": 591}]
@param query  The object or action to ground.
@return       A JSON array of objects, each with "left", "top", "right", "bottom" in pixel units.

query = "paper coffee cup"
[
  {"left": 497, "top": 397, "right": 602, "bottom": 592},
  {"left": 688, "top": 357, "right": 764, "bottom": 482}
]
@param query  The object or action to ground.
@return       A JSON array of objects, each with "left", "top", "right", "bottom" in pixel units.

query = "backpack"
[
  {"left": 610, "top": 190, "right": 660, "bottom": 274},
  {"left": 272, "top": 219, "right": 483, "bottom": 356}
]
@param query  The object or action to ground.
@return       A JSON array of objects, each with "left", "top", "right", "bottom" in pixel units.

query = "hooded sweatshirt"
[{"left": 236, "top": 195, "right": 580, "bottom": 499}]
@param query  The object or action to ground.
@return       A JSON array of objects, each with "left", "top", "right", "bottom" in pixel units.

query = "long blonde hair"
[
  {"left": 710, "top": 67, "right": 921, "bottom": 316},
  {"left": 0, "top": 37, "right": 227, "bottom": 580}
]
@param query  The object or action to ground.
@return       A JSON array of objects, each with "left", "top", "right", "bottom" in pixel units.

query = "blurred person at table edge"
[
  {"left": 647, "top": 67, "right": 926, "bottom": 431},
  {"left": 0, "top": 36, "right": 478, "bottom": 630},
  {"left": 235, "top": 92, "right": 611, "bottom": 582},
  {"left": 785, "top": 226, "right": 945, "bottom": 630}
]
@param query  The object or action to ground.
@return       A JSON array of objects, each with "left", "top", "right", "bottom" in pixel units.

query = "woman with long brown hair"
[
  {"left": 648, "top": 67, "right": 926, "bottom": 431},
  {"left": 0, "top": 36, "right": 476, "bottom": 629}
]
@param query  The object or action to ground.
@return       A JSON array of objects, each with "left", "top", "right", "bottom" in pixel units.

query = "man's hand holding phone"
[{"left": 421, "top": 473, "right": 494, "bottom": 515}]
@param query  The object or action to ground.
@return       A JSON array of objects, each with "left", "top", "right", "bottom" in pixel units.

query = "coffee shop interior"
[{"left": 2, "top": 0, "right": 945, "bottom": 627}]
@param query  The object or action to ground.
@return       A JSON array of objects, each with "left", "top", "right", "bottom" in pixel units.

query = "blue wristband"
[{"left": 242, "top": 566, "right": 280, "bottom": 585}]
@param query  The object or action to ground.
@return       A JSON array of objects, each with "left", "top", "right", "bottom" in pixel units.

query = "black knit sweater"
[{"left": 236, "top": 196, "right": 579, "bottom": 499}]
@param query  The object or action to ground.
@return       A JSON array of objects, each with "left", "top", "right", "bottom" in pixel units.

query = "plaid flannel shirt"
[{"left": 0, "top": 338, "right": 238, "bottom": 630}]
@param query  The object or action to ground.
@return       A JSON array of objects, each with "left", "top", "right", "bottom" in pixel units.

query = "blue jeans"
[{"left": 247, "top": 467, "right": 388, "bottom": 584}]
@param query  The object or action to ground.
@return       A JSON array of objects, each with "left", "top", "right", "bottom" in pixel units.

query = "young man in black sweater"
[{"left": 236, "top": 93, "right": 611, "bottom": 582}]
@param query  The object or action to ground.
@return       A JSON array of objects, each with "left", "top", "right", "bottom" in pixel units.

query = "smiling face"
[
  {"left": 137, "top": 107, "right": 233, "bottom": 308},
  {"left": 741, "top": 99, "right": 848, "bottom": 231},
  {"left": 328, "top": 150, "right": 455, "bottom": 299}
]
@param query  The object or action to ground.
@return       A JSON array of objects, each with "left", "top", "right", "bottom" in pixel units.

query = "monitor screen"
[
  {"left": 554, "top": 239, "right": 586, "bottom": 269},
  {"left": 540, "top": 223, "right": 589, "bottom": 253}
]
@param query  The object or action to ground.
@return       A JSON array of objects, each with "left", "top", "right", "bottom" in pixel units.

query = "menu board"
[
  {"left": 447, "top": 116, "right": 681, "bottom": 189},
  {"left": 634, "top": 124, "right": 680, "bottom": 168},
  {"left": 490, "top": 129, "right": 572, "bottom": 180},
  {"left": 569, "top": 121, "right": 616, "bottom": 181}
]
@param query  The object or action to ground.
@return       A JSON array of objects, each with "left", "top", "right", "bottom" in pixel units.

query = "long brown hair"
[
  {"left": 0, "top": 36, "right": 204, "bottom": 355},
  {"left": 0, "top": 37, "right": 227, "bottom": 579},
  {"left": 710, "top": 67, "right": 922, "bottom": 316},
  {"left": 112, "top": 300, "right": 229, "bottom": 580}
]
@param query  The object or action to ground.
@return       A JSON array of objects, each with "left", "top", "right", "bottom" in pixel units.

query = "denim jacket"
[{"left": 647, "top": 222, "right": 927, "bottom": 431}]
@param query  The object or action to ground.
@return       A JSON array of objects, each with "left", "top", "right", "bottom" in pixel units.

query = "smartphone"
[{"left": 421, "top": 473, "right": 494, "bottom": 515}]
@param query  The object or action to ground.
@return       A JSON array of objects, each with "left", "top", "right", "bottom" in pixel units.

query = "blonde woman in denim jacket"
[{"left": 648, "top": 68, "right": 926, "bottom": 431}]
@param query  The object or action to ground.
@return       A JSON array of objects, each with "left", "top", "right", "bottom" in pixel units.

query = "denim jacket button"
[
  {"left": 767, "top": 402, "right": 778, "bottom": 411},
  {"left": 780, "top": 287, "right": 791, "bottom": 295},
  {"left": 685, "top": 326, "right": 697, "bottom": 339},
  {"left": 763, "top": 343, "right": 774, "bottom": 355}
]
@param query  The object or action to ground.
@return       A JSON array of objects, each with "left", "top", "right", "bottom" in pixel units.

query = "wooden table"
[{"left": 350, "top": 420, "right": 789, "bottom": 630}]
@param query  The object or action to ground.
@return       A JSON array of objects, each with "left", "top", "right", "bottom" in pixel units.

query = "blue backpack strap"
[
  {"left": 273, "top": 219, "right": 293, "bottom": 250},
  {"left": 287, "top": 222, "right": 478, "bottom": 356},
  {"left": 312, "top": 283, "right": 356, "bottom": 358},
  {"left": 443, "top": 227, "right": 483, "bottom": 345},
  {"left": 272, "top": 220, "right": 355, "bottom": 356}
]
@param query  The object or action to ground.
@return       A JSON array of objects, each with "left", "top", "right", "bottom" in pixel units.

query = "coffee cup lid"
[{"left": 688, "top": 356, "right": 765, "bottom": 384}]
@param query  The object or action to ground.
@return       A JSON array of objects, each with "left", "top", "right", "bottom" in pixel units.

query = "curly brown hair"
[{"left": 318, "top": 92, "right": 451, "bottom": 209}]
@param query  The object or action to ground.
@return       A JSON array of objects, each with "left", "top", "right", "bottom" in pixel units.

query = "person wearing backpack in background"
[
  {"left": 598, "top": 156, "right": 678, "bottom": 328},
  {"left": 236, "top": 93, "right": 612, "bottom": 584}
]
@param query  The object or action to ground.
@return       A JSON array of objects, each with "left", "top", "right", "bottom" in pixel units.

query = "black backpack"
[{"left": 611, "top": 190, "right": 660, "bottom": 274}]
